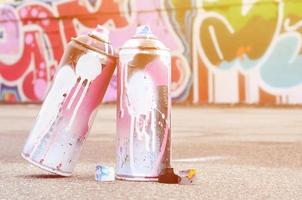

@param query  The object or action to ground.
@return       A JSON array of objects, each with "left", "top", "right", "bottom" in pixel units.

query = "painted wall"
[{"left": 0, "top": 0, "right": 301, "bottom": 105}]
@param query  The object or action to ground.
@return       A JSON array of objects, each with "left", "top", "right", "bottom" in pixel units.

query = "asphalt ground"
[{"left": 0, "top": 105, "right": 302, "bottom": 199}]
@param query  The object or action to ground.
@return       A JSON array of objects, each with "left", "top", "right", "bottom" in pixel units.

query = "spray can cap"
[
  {"left": 134, "top": 25, "right": 154, "bottom": 38},
  {"left": 73, "top": 25, "right": 115, "bottom": 56},
  {"left": 120, "top": 25, "right": 168, "bottom": 51},
  {"left": 91, "top": 25, "right": 110, "bottom": 43}
]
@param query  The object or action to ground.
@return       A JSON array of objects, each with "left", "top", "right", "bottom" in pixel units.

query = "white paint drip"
[
  {"left": 66, "top": 51, "right": 102, "bottom": 130},
  {"left": 127, "top": 71, "right": 155, "bottom": 115},
  {"left": 135, "top": 118, "right": 143, "bottom": 140},
  {"left": 67, "top": 81, "right": 82, "bottom": 110},
  {"left": 144, "top": 127, "right": 151, "bottom": 152},
  {"left": 120, "top": 58, "right": 164, "bottom": 172},
  {"left": 129, "top": 116, "right": 135, "bottom": 172},
  {"left": 126, "top": 71, "right": 157, "bottom": 170},
  {"left": 26, "top": 65, "right": 76, "bottom": 157},
  {"left": 67, "top": 83, "right": 89, "bottom": 130},
  {"left": 119, "top": 63, "right": 127, "bottom": 118}
]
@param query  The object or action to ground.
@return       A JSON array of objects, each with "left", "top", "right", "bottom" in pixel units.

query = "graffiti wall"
[{"left": 0, "top": 0, "right": 302, "bottom": 105}]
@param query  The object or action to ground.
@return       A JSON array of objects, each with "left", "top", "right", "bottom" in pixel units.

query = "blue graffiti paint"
[
  {"left": 219, "top": 56, "right": 259, "bottom": 70},
  {"left": 260, "top": 34, "right": 302, "bottom": 88}
]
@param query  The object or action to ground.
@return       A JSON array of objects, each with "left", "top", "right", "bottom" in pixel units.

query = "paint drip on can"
[
  {"left": 21, "top": 25, "right": 117, "bottom": 176},
  {"left": 116, "top": 25, "right": 171, "bottom": 181}
]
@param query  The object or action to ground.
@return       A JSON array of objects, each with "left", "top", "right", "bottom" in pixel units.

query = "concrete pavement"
[{"left": 0, "top": 105, "right": 302, "bottom": 199}]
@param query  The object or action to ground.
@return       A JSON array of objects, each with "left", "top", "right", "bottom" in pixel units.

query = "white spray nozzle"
[
  {"left": 135, "top": 25, "right": 154, "bottom": 37},
  {"left": 92, "top": 25, "right": 109, "bottom": 42}
]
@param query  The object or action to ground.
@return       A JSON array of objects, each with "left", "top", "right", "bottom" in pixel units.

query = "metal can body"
[
  {"left": 22, "top": 26, "right": 116, "bottom": 176},
  {"left": 116, "top": 26, "right": 171, "bottom": 181}
]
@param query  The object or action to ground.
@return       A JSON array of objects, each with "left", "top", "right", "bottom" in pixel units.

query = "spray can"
[
  {"left": 21, "top": 25, "right": 117, "bottom": 176},
  {"left": 116, "top": 25, "right": 171, "bottom": 181}
]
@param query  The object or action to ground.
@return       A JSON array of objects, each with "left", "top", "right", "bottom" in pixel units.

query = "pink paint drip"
[{"left": 145, "top": 58, "right": 168, "bottom": 86}]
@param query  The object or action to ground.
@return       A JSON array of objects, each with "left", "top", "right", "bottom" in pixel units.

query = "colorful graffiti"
[
  {"left": 166, "top": 0, "right": 302, "bottom": 105},
  {"left": 0, "top": 0, "right": 302, "bottom": 105}
]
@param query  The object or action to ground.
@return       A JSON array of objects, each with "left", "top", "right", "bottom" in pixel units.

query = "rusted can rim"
[
  {"left": 72, "top": 37, "right": 118, "bottom": 59},
  {"left": 89, "top": 33, "right": 110, "bottom": 45}
]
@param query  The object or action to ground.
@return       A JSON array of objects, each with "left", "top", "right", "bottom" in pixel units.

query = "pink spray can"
[
  {"left": 21, "top": 25, "right": 117, "bottom": 176},
  {"left": 116, "top": 25, "right": 171, "bottom": 181}
]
